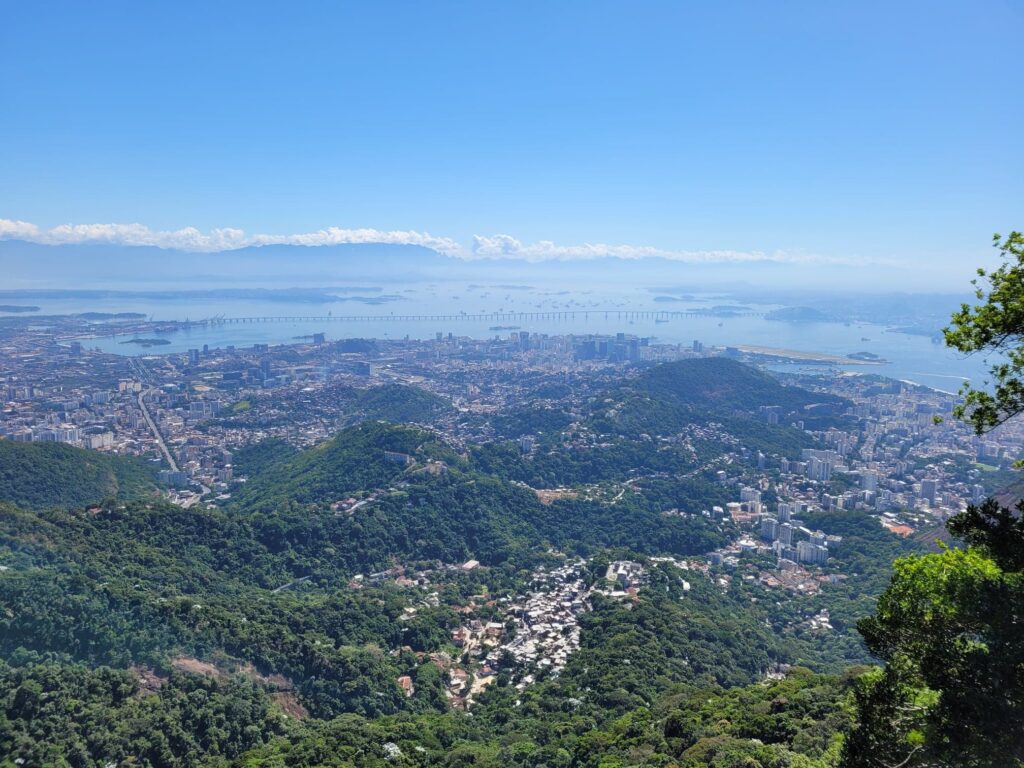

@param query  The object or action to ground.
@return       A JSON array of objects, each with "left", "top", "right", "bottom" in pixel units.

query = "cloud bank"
[
  {"left": 0, "top": 218, "right": 865, "bottom": 266},
  {"left": 468, "top": 235, "right": 853, "bottom": 264},
  {"left": 0, "top": 219, "right": 461, "bottom": 256}
]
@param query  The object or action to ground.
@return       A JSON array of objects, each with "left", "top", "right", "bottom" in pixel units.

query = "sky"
[{"left": 1, "top": 1, "right": 1022, "bottom": 288}]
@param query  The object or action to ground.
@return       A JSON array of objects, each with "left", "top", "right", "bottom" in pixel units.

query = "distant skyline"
[{"left": 2, "top": 2, "right": 1022, "bottom": 290}]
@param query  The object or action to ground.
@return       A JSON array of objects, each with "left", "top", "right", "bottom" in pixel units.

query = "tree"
[
  {"left": 945, "top": 231, "right": 1024, "bottom": 434},
  {"left": 844, "top": 232, "right": 1024, "bottom": 768}
]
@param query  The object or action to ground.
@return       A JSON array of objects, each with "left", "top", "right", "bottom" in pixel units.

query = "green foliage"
[
  {"left": 0, "top": 661, "right": 285, "bottom": 767},
  {"left": 232, "top": 438, "right": 298, "bottom": 477},
  {"left": 230, "top": 669, "right": 854, "bottom": 768},
  {"left": 845, "top": 237, "right": 1024, "bottom": 767},
  {"left": 843, "top": 499, "right": 1024, "bottom": 767},
  {"left": 945, "top": 231, "right": 1024, "bottom": 434},
  {"left": 588, "top": 358, "right": 847, "bottom": 456},
  {"left": 347, "top": 383, "right": 451, "bottom": 425},
  {"left": 230, "top": 422, "right": 430, "bottom": 513},
  {"left": 0, "top": 440, "right": 157, "bottom": 509},
  {"left": 489, "top": 405, "right": 575, "bottom": 438},
  {"left": 633, "top": 357, "right": 845, "bottom": 415},
  {"left": 231, "top": 422, "right": 729, "bottom": 569}
]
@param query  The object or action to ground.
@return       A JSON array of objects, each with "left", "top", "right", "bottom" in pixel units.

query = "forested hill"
[
  {"left": 228, "top": 421, "right": 731, "bottom": 568},
  {"left": 0, "top": 440, "right": 157, "bottom": 509},
  {"left": 634, "top": 357, "right": 846, "bottom": 414},
  {"left": 347, "top": 383, "right": 451, "bottom": 424},
  {"left": 587, "top": 357, "right": 849, "bottom": 443},
  {"left": 0, "top": 493, "right": 861, "bottom": 766}
]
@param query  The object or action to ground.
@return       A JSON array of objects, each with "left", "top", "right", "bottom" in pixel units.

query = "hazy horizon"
[{"left": 3, "top": 2, "right": 1022, "bottom": 295}]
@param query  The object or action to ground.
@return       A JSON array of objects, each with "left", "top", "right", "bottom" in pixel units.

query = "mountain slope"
[
  {"left": 229, "top": 422, "right": 730, "bottom": 570},
  {"left": 634, "top": 357, "right": 845, "bottom": 413},
  {"left": 0, "top": 440, "right": 157, "bottom": 509},
  {"left": 589, "top": 357, "right": 849, "bottom": 449}
]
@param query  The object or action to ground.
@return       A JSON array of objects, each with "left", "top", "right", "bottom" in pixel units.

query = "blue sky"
[{"left": 1, "top": 1, "right": 1021, "bottom": 285}]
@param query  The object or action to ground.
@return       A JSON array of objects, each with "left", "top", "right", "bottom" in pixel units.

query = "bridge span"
[{"left": 193, "top": 309, "right": 763, "bottom": 325}]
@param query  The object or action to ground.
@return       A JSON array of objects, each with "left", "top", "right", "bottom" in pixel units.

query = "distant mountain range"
[
  {"left": 0, "top": 240, "right": 453, "bottom": 288},
  {"left": 0, "top": 238, "right": 888, "bottom": 291}
]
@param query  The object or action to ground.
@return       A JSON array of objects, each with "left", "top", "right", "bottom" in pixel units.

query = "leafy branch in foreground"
[{"left": 945, "top": 231, "right": 1024, "bottom": 434}]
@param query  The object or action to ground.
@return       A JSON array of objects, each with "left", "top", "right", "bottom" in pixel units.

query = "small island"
[
  {"left": 489, "top": 325, "right": 521, "bottom": 331},
  {"left": 847, "top": 350, "right": 888, "bottom": 363},
  {"left": 765, "top": 306, "right": 838, "bottom": 323},
  {"left": 0, "top": 304, "right": 40, "bottom": 313},
  {"left": 119, "top": 337, "right": 172, "bottom": 347}
]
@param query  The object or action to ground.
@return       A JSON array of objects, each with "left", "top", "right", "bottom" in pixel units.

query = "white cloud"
[
  {"left": 248, "top": 227, "right": 462, "bottom": 254},
  {"left": 0, "top": 219, "right": 42, "bottom": 241},
  {"left": 469, "top": 234, "right": 863, "bottom": 265},
  {"left": 0, "top": 218, "right": 870, "bottom": 266},
  {"left": 0, "top": 219, "right": 462, "bottom": 255}
]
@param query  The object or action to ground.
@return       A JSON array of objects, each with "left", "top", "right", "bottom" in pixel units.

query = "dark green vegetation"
[
  {"left": 230, "top": 422, "right": 730, "bottom": 565},
  {"left": 0, "top": 488, "right": 860, "bottom": 766},
  {"left": 119, "top": 337, "right": 172, "bottom": 346},
  {"left": 0, "top": 367, "right": 872, "bottom": 768},
  {"left": 0, "top": 440, "right": 157, "bottom": 509},
  {"left": 945, "top": 231, "right": 1024, "bottom": 435},
  {"left": 347, "top": 383, "right": 451, "bottom": 424},
  {"left": 841, "top": 498, "right": 1024, "bottom": 768},
  {"left": 0, "top": 662, "right": 284, "bottom": 766},
  {"left": 630, "top": 358, "right": 847, "bottom": 423}
]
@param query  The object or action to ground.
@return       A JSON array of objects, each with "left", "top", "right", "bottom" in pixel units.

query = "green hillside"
[
  {"left": 229, "top": 422, "right": 731, "bottom": 570},
  {"left": 0, "top": 494, "right": 857, "bottom": 765},
  {"left": 588, "top": 358, "right": 848, "bottom": 451},
  {"left": 0, "top": 440, "right": 157, "bottom": 509},
  {"left": 635, "top": 357, "right": 846, "bottom": 413},
  {"left": 347, "top": 383, "right": 451, "bottom": 425}
]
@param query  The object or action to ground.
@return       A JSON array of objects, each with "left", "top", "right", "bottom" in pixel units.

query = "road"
[{"left": 138, "top": 387, "right": 179, "bottom": 472}]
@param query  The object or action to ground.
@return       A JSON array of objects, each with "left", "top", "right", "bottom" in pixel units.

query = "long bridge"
[{"left": 188, "top": 309, "right": 764, "bottom": 325}]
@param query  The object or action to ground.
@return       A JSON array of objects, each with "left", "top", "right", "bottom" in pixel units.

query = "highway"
[{"left": 138, "top": 387, "right": 179, "bottom": 472}]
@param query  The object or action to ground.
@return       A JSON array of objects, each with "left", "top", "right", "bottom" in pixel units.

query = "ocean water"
[{"left": 3, "top": 282, "right": 990, "bottom": 393}]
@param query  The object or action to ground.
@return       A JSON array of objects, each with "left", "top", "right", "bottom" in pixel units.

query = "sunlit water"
[{"left": 3, "top": 283, "right": 990, "bottom": 393}]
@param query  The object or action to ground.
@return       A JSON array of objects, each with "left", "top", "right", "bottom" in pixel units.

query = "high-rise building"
[
  {"left": 777, "top": 502, "right": 800, "bottom": 523},
  {"left": 760, "top": 516, "right": 779, "bottom": 541},
  {"left": 797, "top": 540, "right": 829, "bottom": 566},
  {"left": 807, "top": 457, "right": 832, "bottom": 482},
  {"left": 920, "top": 478, "right": 938, "bottom": 504},
  {"left": 778, "top": 523, "right": 794, "bottom": 546},
  {"left": 861, "top": 471, "right": 878, "bottom": 492},
  {"left": 628, "top": 339, "right": 640, "bottom": 362}
]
